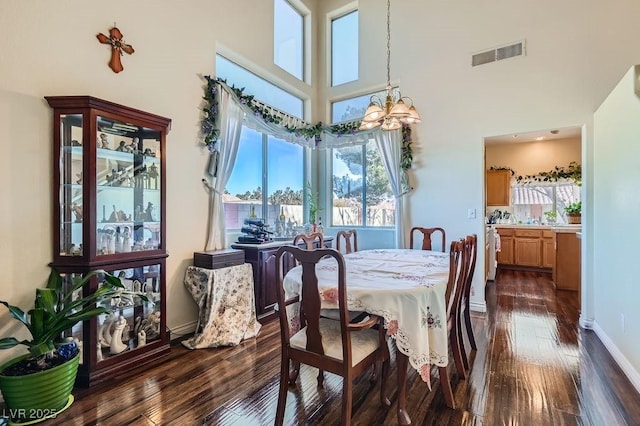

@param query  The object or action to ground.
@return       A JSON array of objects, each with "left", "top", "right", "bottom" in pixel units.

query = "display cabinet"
[{"left": 46, "top": 96, "right": 171, "bottom": 386}]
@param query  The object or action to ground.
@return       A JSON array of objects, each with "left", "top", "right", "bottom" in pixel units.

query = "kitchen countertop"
[{"left": 492, "top": 224, "right": 582, "bottom": 233}]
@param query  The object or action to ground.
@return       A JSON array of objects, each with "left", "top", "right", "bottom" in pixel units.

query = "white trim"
[
  {"left": 592, "top": 320, "right": 640, "bottom": 395},
  {"left": 170, "top": 321, "right": 197, "bottom": 339},
  {"left": 579, "top": 315, "right": 594, "bottom": 329},
  {"left": 470, "top": 300, "right": 487, "bottom": 313}
]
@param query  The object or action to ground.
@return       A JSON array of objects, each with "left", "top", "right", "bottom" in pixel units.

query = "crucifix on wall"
[{"left": 97, "top": 25, "right": 134, "bottom": 73}]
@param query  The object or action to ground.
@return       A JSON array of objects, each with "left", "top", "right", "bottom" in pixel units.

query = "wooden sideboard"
[{"left": 231, "top": 237, "right": 333, "bottom": 323}]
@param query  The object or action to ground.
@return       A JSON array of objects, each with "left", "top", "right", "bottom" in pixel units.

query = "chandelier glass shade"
[{"left": 360, "top": 0, "right": 421, "bottom": 131}]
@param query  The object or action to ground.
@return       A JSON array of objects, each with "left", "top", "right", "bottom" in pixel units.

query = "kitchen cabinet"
[
  {"left": 496, "top": 227, "right": 553, "bottom": 270},
  {"left": 554, "top": 232, "right": 580, "bottom": 291},
  {"left": 46, "top": 95, "right": 171, "bottom": 386},
  {"left": 514, "top": 229, "right": 541, "bottom": 267},
  {"left": 486, "top": 169, "right": 511, "bottom": 206},
  {"left": 542, "top": 230, "right": 555, "bottom": 269},
  {"left": 232, "top": 237, "right": 333, "bottom": 323},
  {"left": 496, "top": 228, "right": 515, "bottom": 265}
]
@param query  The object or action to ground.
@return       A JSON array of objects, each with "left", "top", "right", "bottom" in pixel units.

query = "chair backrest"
[
  {"left": 445, "top": 239, "right": 467, "bottom": 317},
  {"left": 274, "top": 246, "right": 351, "bottom": 358},
  {"left": 410, "top": 227, "right": 446, "bottom": 252},
  {"left": 462, "top": 234, "right": 478, "bottom": 302},
  {"left": 336, "top": 229, "right": 358, "bottom": 254},
  {"left": 293, "top": 232, "right": 324, "bottom": 250}
]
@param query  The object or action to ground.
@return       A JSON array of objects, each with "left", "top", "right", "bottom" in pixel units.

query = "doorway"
[{"left": 483, "top": 126, "right": 582, "bottom": 307}]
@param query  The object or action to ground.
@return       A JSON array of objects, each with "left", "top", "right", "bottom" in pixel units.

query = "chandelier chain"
[{"left": 386, "top": 0, "right": 391, "bottom": 88}]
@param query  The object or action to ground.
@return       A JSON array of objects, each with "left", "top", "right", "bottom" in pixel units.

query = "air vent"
[{"left": 472, "top": 40, "right": 525, "bottom": 67}]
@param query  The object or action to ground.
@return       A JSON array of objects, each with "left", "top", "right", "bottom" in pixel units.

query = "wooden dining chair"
[
  {"left": 336, "top": 229, "right": 358, "bottom": 254},
  {"left": 274, "top": 246, "right": 390, "bottom": 425},
  {"left": 293, "top": 232, "right": 324, "bottom": 250},
  {"left": 458, "top": 234, "right": 478, "bottom": 374},
  {"left": 409, "top": 227, "right": 446, "bottom": 252},
  {"left": 437, "top": 239, "right": 468, "bottom": 409}
]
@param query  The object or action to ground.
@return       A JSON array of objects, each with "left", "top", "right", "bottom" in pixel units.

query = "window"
[
  {"left": 511, "top": 183, "right": 580, "bottom": 224},
  {"left": 331, "top": 93, "right": 395, "bottom": 228},
  {"left": 274, "top": 0, "right": 304, "bottom": 80},
  {"left": 216, "top": 55, "right": 305, "bottom": 230},
  {"left": 331, "top": 10, "right": 358, "bottom": 86}
]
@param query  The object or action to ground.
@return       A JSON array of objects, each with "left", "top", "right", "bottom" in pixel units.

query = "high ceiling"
[{"left": 485, "top": 126, "right": 582, "bottom": 145}]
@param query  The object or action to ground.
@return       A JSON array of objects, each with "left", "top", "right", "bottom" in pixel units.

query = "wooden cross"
[{"left": 97, "top": 25, "right": 134, "bottom": 73}]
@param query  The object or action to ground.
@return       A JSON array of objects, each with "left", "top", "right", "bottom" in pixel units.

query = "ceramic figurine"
[
  {"left": 122, "top": 226, "right": 132, "bottom": 252},
  {"left": 96, "top": 341, "right": 103, "bottom": 362},
  {"left": 109, "top": 316, "right": 128, "bottom": 354},
  {"left": 114, "top": 226, "right": 123, "bottom": 253},
  {"left": 122, "top": 322, "right": 131, "bottom": 342},
  {"left": 98, "top": 313, "right": 115, "bottom": 347},
  {"left": 137, "top": 330, "right": 146, "bottom": 347}
]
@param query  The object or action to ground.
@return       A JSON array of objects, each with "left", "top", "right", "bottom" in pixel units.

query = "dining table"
[{"left": 283, "top": 248, "right": 451, "bottom": 424}]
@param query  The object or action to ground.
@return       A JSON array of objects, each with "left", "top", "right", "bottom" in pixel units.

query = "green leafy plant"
[
  {"left": 544, "top": 210, "right": 557, "bottom": 221},
  {"left": 305, "top": 182, "right": 322, "bottom": 224},
  {"left": 564, "top": 201, "right": 582, "bottom": 215},
  {"left": 0, "top": 268, "right": 124, "bottom": 359}
]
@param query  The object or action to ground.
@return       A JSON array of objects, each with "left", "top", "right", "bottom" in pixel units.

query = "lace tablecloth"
[
  {"left": 283, "top": 248, "right": 449, "bottom": 382},
  {"left": 182, "top": 263, "right": 261, "bottom": 349}
]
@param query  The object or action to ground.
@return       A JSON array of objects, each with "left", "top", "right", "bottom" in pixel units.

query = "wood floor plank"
[{"left": 3, "top": 268, "right": 640, "bottom": 425}]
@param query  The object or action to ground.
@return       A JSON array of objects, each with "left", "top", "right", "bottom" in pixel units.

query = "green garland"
[
  {"left": 488, "top": 162, "right": 581, "bottom": 185},
  {"left": 200, "top": 75, "right": 414, "bottom": 170}
]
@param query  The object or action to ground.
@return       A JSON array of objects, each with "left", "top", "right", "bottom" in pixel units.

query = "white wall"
[
  {"left": 2, "top": 0, "right": 640, "bottom": 380},
  {"left": 592, "top": 66, "right": 640, "bottom": 390}
]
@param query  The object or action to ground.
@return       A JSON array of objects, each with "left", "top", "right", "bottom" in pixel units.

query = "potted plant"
[
  {"left": 544, "top": 210, "right": 557, "bottom": 224},
  {"left": 0, "top": 267, "right": 124, "bottom": 423},
  {"left": 564, "top": 201, "right": 582, "bottom": 224},
  {"left": 304, "top": 182, "right": 322, "bottom": 233}
]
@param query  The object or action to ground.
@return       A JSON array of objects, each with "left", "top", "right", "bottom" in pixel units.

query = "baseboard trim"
[
  {"left": 169, "top": 321, "right": 197, "bottom": 344},
  {"left": 579, "top": 315, "right": 594, "bottom": 329},
  {"left": 592, "top": 320, "right": 640, "bottom": 395},
  {"left": 470, "top": 300, "right": 487, "bottom": 313}
]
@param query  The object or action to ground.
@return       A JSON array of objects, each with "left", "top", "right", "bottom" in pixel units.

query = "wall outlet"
[{"left": 467, "top": 208, "right": 476, "bottom": 219}]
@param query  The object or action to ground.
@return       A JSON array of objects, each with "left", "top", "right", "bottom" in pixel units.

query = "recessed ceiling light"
[
  {"left": 512, "top": 134, "right": 518, "bottom": 138},
  {"left": 535, "top": 136, "right": 545, "bottom": 141},
  {"left": 550, "top": 130, "right": 559, "bottom": 134}
]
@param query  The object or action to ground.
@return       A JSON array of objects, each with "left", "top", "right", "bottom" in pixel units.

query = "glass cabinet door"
[
  {"left": 59, "top": 114, "right": 84, "bottom": 256},
  {"left": 61, "top": 262, "right": 163, "bottom": 366},
  {"left": 95, "top": 116, "right": 162, "bottom": 256}
]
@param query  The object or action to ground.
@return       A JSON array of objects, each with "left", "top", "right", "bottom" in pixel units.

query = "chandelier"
[{"left": 359, "top": 0, "right": 421, "bottom": 131}]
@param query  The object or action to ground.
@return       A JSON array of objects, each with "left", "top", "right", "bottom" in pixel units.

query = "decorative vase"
[
  {"left": 567, "top": 214, "right": 581, "bottom": 224},
  {"left": 0, "top": 352, "right": 79, "bottom": 423}
]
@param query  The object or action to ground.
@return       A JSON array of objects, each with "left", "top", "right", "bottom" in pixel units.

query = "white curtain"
[
  {"left": 204, "top": 88, "right": 244, "bottom": 250},
  {"left": 374, "top": 129, "right": 408, "bottom": 249}
]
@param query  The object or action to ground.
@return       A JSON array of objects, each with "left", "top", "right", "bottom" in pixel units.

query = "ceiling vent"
[{"left": 472, "top": 40, "right": 525, "bottom": 67}]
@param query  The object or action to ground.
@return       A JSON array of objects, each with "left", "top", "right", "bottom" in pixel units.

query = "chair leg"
[
  {"left": 438, "top": 366, "right": 456, "bottom": 409},
  {"left": 464, "top": 304, "right": 477, "bottom": 350},
  {"left": 379, "top": 358, "right": 391, "bottom": 407},
  {"left": 396, "top": 352, "right": 411, "bottom": 425},
  {"left": 459, "top": 315, "right": 470, "bottom": 372},
  {"left": 276, "top": 354, "right": 290, "bottom": 425},
  {"left": 317, "top": 369, "right": 325, "bottom": 387},
  {"left": 451, "top": 322, "right": 467, "bottom": 380},
  {"left": 342, "top": 375, "right": 353, "bottom": 425}
]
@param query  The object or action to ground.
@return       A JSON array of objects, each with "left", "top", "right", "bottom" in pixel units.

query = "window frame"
[
  {"left": 215, "top": 54, "right": 308, "bottom": 231},
  {"left": 330, "top": 7, "right": 359, "bottom": 87},
  {"left": 273, "top": 0, "right": 309, "bottom": 82}
]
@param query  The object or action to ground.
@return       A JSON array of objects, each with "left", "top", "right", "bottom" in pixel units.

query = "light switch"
[{"left": 467, "top": 208, "right": 476, "bottom": 219}]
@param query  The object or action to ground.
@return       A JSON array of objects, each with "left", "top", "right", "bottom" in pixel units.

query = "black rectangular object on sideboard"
[{"left": 193, "top": 248, "right": 245, "bottom": 269}]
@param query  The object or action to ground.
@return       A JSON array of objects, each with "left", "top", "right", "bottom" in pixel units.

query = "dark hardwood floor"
[{"left": 8, "top": 269, "right": 640, "bottom": 425}]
